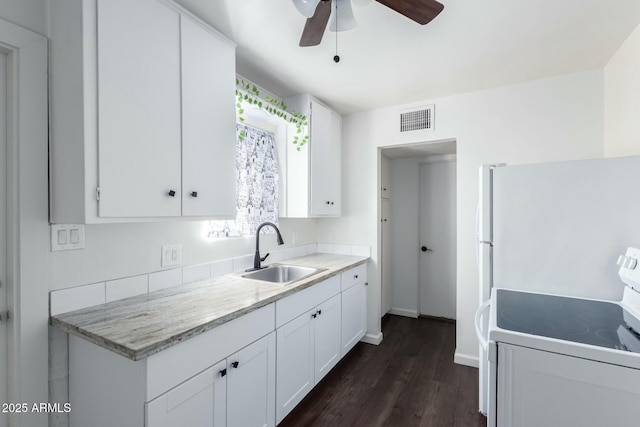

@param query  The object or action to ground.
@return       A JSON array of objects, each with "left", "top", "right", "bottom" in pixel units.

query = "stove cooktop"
[{"left": 496, "top": 290, "right": 640, "bottom": 354}]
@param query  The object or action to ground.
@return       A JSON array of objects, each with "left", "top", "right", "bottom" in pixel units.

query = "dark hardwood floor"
[{"left": 279, "top": 315, "right": 487, "bottom": 427}]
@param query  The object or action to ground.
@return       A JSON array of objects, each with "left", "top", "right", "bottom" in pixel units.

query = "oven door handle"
[{"left": 475, "top": 300, "right": 491, "bottom": 351}]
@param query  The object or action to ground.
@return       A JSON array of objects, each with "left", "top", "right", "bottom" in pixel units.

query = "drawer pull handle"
[
  {"left": 312, "top": 313, "right": 317, "bottom": 319},
  {"left": 231, "top": 361, "right": 239, "bottom": 369},
  {"left": 168, "top": 190, "right": 176, "bottom": 197},
  {"left": 317, "top": 310, "right": 322, "bottom": 316},
  {"left": 219, "top": 368, "right": 227, "bottom": 377}
]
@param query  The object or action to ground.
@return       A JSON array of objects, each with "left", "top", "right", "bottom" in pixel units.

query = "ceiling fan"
[{"left": 293, "top": 0, "right": 444, "bottom": 47}]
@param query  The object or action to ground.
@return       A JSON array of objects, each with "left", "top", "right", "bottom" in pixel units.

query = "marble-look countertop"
[{"left": 50, "top": 253, "right": 368, "bottom": 361}]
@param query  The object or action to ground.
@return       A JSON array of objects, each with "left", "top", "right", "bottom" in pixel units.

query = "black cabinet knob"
[
  {"left": 219, "top": 368, "right": 227, "bottom": 377},
  {"left": 190, "top": 191, "right": 198, "bottom": 198},
  {"left": 168, "top": 190, "right": 176, "bottom": 197},
  {"left": 354, "top": 275, "right": 359, "bottom": 279},
  {"left": 317, "top": 309, "right": 322, "bottom": 316},
  {"left": 231, "top": 361, "right": 239, "bottom": 369},
  {"left": 312, "top": 313, "right": 317, "bottom": 319},
  {"left": 421, "top": 246, "right": 433, "bottom": 252},
  {"left": 331, "top": 202, "right": 335, "bottom": 205},
  {"left": 326, "top": 201, "right": 331, "bottom": 205}
]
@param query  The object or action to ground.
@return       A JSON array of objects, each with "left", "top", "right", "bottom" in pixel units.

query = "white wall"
[
  {"left": 49, "top": 219, "right": 317, "bottom": 290},
  {"left": 317, "top": 69, "right": 604, "bottom": 365},
  {"left": 605, "top": 21, "right": 640, "bottom": 157}
]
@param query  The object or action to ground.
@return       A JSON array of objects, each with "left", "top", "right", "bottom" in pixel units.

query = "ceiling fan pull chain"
[{"left": 334, "top": 0, "right": 341, "bottom": 62}]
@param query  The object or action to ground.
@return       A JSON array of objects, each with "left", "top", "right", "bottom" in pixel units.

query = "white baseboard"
[
  {"left": 360, "top": 332, "right": 383, "bottom": 345},
  {"left": 387, "top": 307, "right": 418, "bottom": 318},
  {"left": 454, "top": 351, "right": 479, "bottom": 368}
]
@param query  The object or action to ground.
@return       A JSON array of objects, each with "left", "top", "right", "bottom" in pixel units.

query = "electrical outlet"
[{"left": 161, "top": 244, "right": 182, "bottom": 267}]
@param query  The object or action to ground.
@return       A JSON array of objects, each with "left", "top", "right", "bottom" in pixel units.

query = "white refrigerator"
[{"left": 476, "top": 155, "right": 640, "bottom": 416}]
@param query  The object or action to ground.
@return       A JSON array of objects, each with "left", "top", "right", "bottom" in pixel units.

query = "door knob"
[{"left": 421, "top": 246, "right": 433, "bottom": 252}]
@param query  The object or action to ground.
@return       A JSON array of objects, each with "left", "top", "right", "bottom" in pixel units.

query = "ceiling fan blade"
[
  {"left": 375, "top": 0, "right": 444, "bottom": 25},
  {"left": 299, "top": 0, "right": 332, "bottom": 47}
]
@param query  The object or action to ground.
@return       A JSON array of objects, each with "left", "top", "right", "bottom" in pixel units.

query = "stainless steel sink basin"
[{"left": 242, "top": 264, "right": 325, "bottom": 285}]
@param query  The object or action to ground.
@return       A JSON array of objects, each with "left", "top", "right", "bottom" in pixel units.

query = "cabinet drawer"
[
  {"left": 146, "top": 303, "right": 275, "bottom": 401},
  {"left": 341, "top": 264, "right": 366, "bottom": 292},
  {"left": 276, "top": 276, "right": 340, "bottom": 328}
]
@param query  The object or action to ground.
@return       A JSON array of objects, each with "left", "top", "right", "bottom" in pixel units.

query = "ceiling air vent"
[{"left": 400, "top": 105, "right": 434, "bottom": 133}]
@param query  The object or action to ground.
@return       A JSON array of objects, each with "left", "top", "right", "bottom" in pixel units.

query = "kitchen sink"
[{"left": 242, "top": 264, "right": 325, "bottom": 285}]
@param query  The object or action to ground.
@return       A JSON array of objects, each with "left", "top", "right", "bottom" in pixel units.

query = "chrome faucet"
[{"left": 251, "top": 222, "right": 285, "bottom": 271}]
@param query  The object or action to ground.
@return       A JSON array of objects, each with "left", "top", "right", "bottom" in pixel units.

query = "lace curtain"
[{"left": 208, "top": 124, "right": 279, "bottom": 238}]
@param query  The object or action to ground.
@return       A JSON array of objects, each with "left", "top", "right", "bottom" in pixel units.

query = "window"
[{"left": 208, "top": 123, "right": 279, "bottom": 238}]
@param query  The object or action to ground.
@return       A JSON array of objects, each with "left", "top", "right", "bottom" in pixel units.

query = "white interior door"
[
  {"left": 0, "top": 52, "right": 8, "bottom": 427},
  {"left": 419, "top": 160, "right": 457, "bottom": 319}
]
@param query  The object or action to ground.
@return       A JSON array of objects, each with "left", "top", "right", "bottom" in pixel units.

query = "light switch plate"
[
  {"left": 161, "top": 244, "right": 182, "bottom": 267},
  {"left": 51, "top": 224, "right": 85, "bottom": 251}
]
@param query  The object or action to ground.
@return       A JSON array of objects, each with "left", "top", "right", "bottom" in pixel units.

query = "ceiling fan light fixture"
[
  {"left": 293, "top": 0, "right": 322, "bottom": 18},
  {"left": 329, "top": 0, "right": 357, "bottom": 32}
]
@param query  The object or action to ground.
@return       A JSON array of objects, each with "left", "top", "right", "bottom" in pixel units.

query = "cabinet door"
[
  {"left": 181, "top": 16, "right": 236, "bottom": 218},
  {"left": 341, "top": 281, "right": 366, "bottom": 357},
  {"left": 97, "top": 0, "right": 182, "bottom": 217},
  {"left": 276, "top": 309, "right": 315, "bottom": 424},
  {"left": 309, "top": 100, "right": 341, "bottom": 216},
  {"left": 314, "top": 294, "right": 342, "bottom": 383},
  {"left": 146, "top": 360, "right": 226, "bottom": 427},
  {"left": 227, "top": 333, "right": 276, "bottom": 427}
]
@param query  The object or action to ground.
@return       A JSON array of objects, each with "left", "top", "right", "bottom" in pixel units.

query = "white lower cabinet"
[
  {"left": 68, "top": 264, "right": 368, "bottom": 427},
  {"left": 341, "top": 282, "right": 367, "bottom": 357},
  {"left": 276, "top": 293, "right": 342, "bottom": 423},
  {"left": 227, "top": 334, "right": 276, "bottom": 427},
  {"left": 314, "top": 294, "right": 342, "bottom": 382},
  {"left": 275, "top": 308, "right": 314, "bottom": 422},
  {"left": 340, "top": 265, "right": 367, "bottom": 357},
  {"left": 146, "top": 360, "right": 227, "bottom": 427},
  {"left": 147, "top": 333, "right": 275, "bottom": 427}
]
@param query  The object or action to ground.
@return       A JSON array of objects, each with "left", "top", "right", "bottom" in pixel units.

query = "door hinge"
[{"left": 96, "top": 187, "right": 100, "bottom": 201}]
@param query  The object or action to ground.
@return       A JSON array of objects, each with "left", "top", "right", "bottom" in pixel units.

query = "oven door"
[{"left": 496, "top": 342, "right": 640, "bottom": 426}]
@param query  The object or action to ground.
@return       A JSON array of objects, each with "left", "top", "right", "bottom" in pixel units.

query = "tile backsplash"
[{"left": 49, "top": 243, "right": 370, "bottom": 317}]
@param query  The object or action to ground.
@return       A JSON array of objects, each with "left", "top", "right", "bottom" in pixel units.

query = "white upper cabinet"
[
  {"left": 49, "top": 0, "right": 236, "bottom": 223},
  {"left": 180, "top": 15, "right": 236, "bottom": 218},
  {"left": 97, "top": 0, "right": 182, "bottom": 218},
  {"left": 282, "top": 94, "right": 342, "bottom": 218}
]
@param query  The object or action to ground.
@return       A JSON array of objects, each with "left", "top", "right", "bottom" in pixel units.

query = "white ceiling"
[{"left": 175, "top": 0, "right": 640, "bottom": 115}]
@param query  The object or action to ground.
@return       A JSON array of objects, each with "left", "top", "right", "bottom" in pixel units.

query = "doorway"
[
  {"left": 378, "top": 139, "right": 456, "bottom": 321},
  {"left": 419, "top": 159, "right": 456, "bottom": 318}
]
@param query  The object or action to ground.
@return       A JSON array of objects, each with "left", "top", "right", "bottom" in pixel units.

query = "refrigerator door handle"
[
  {"left": 475, "top": 202, "right": 480, "bottom": 269},
  {"left": 475, "top": 300, "right": 491, "bottom": 351}
]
